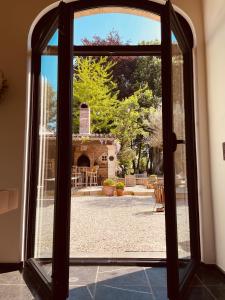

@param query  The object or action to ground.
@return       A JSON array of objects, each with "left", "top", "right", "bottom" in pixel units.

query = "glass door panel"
[
  {"left": 70, "top": 53, "right": 166, "bottom": 260},
  {"left": 34, "top": 33, "right": 58, "bottom": 280},
  {"left": 172, "top": 38, "right": 191, "bottom": 282},
  {"left": 24, "top": 5, "right": 73, "bottom": 299},
  {"left": 162, "top": 2, "right": 199, "bottom": 299}
]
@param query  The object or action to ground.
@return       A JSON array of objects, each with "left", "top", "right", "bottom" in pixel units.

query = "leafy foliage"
[
  {"left": 73, "top": 31, "right": 163, "bottom": 175},
  {"left": 44, "top": 30, "right": 165, "bottom": 175},
  {"left": 116, "top": 182, "right": 125, "bottom": 189},
  {"left": 82, "top": 31, "right": 161, "bottom": 103},
  {"left": 103, "top": 178, "right": 116, "bottom": 186},
  {"left": 82, "top": 30, "right": 124, "bottom": 46},
  {"left": 73, "top": 56, "right": 118, "bottom": 134}
]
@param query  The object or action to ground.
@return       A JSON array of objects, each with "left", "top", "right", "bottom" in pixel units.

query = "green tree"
[
  {"left": 112, "top": 89, "right": 158, "bottom": 175},
  {"left": 82, "top": 31, "right": 161, "bottom": 105},
  {"left": 75, "top": 32, "right": 163, "bottom": 174},
  {"left": 112, "top": 94, "right": 141, "bottom": 176},
  {"left": 132, "top": 56, "right": 161, "bottom": 107},
  {"left": 73, "top": 56, "right": 118, "bottom": 134}
]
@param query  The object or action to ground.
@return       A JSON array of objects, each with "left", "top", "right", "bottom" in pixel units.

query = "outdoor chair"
[
  {"left": 86, "top": 170, "right": 98, "bottom": 186},
  {"left": 147, "top": 175, "right": 158, "bottom": 189},
  {"left": 71, "top": 172, "right": 83, "bottom": 189},
  {"left": 76, "top": 166, "right": 90, "bottom": 186},
  {"left": 153, "top": 183, "right": 165, "bottom": 212}
]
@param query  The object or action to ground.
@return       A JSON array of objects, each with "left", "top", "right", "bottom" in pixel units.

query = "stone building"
[
  {"left": 72, "top": 103, "right": 117, "bottom": 183},
  {"left": 43, "top": 103, "right": 118, "bottom": 184}
]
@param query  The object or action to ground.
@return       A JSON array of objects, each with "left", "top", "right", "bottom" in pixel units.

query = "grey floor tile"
[
  {"left": 186, "top": 286, "right": 215, "bottom": 300},
  {"left": 206, "top": 285, "right": 225, "bottom": 300},
  {"left": 69, "top": 285, "right": 93, "bottom": 300},
  {"left": 99, "top": 284, "right": 151, "bottom": 293},
  {"left": 196, "top": 266, "right": 225, "bottom": 286},
  {"left": 152, "top": 287, "right": 168, "bottom": 300},
  {"left": 97, "top": 267, "right": 148, "bottom": 287},
  {"left": 0, "top": 271, "right": 25, "bottom": 284},
  {"left": 69, "top": 266, "right": 98, "bottom": 285},
  {"left": 98, "top": 266, "right": 143, "bottom": 273},
  {"left": 145, "top": 267, "right": 167, "bottom": 287},
  {"left": 1, "top": 265, "right": 224, "bottom": 300},
  {"left": 0, "top": 284, "right": 33, "bottom": 300},
  {"left": 95, "top": 284, "right": 154, "bottom": 300},
  {"left": 189, "top": 275, "right": 203, "bottom": 287}
]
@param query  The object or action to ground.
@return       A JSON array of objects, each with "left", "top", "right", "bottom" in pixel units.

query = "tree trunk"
[
  {"left": 136, "top": 143, "right": 142, "bottom": 174},
  {"left": 132, "top": 160, "right": 136, "bottom": 174},
  {"left": 149, "top": 146, "right": 153, "bottom": 174}
]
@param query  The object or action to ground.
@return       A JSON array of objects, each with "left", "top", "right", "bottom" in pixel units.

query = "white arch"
[{"left": 172, "top": 4, "right": 197, "bottom": 47}]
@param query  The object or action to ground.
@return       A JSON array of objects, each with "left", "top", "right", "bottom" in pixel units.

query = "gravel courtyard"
[
  {"left": 70, "top": 196, "right": 166, "bottom": 258},
  {"left": 35, "top": 195, "right": 190, "bottom": 260}
]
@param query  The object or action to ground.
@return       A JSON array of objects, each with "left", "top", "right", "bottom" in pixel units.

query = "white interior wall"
[
  {"left": 0, "top": 0, "right": 215, "bottom": 265},
  {"left": 0, "top": 0, "right": 58, "bottom": 263},
  {"left": 172, "top": 0, "right": 215, "bottom": 265},
  {"left": 203, "top": 0, "right": 225, "bottom": 271}
]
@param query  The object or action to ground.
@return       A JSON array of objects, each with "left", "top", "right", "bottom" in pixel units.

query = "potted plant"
[
  {"left": 102, "top": 178, "right": 116, "bottom": 196},
  {"left": 116, "top": 181, "right": 125, "bottom": 196}
]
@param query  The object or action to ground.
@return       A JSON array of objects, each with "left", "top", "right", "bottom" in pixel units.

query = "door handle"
[{"left": 172, "top": 132, "right": 185, "bottom": 152}]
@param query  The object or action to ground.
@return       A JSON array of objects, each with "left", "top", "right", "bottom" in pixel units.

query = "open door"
[
  {"left": 25, "top": 1, "right": 200, "bottom": 299},
  {"left": 24, "top": 2, "right": 73, "bottom": 299},
  {"left": 161, "top": 1, "right": 200, "bottom": 299}
]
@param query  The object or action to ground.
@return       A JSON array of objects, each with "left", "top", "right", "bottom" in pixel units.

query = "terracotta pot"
[
  {"left": 116, "top": 189, "right": 124, "bottom": 196},
  {"left": 102, "top": 185, "right": 115, "bottom": 196}
]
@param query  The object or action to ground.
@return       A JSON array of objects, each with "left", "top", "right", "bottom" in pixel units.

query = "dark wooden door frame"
[
  {"left": 161, "top": 1, "right": 200, "bottom": 299},
  {"left": 51, "top": 2, "right": 73, "bottom": 299},
  {"left": 23, "top": 1, "right": 200, "bottom": 299},
  {"left": 23, "top": 3, "right": 74, "bottom": 300}
]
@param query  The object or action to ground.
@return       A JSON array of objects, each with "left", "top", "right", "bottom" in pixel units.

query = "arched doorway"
[
  {"left": 24, "top": 1, "right": 200, "bottom": 299},
  {"left": 77, "top": 154, "right": 90, "bottom": 167}
]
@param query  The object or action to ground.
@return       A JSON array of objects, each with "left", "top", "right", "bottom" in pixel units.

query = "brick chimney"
[{"left": 79, "top": 102, "right": 90, "bottom": 135}]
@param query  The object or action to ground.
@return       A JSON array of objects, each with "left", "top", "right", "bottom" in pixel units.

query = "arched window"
[{"left": 24, "top": 2, "right": 199, "bottom": 299}]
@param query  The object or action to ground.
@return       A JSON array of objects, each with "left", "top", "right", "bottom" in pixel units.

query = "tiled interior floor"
[
  {"left": 187, "top": 265, "right": 225, "bottom": 300},
  {"left": 0, "top": 267, "right": 33, "bottom": 300},
  {"left": 69, "top": 266, "right": 167, "bottom": 300},
  {"left": 0, "top": 264, "right": 225, "bottom": 299}
]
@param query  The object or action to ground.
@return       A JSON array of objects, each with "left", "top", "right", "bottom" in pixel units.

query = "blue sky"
[
  {"left": 41, "top": 13, "right": 161, "bottom": 91},
  {"left": 74, "top": 13, "right": 161, "bottom": 44}
]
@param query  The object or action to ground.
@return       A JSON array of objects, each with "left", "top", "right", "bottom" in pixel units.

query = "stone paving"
[{"left": 35, "top": 195, "right": 190, "bottom": 260}]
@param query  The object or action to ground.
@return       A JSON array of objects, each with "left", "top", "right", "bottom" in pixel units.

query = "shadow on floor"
[{"left": 0, "top": 264, "right": 225, "bottom": 299}]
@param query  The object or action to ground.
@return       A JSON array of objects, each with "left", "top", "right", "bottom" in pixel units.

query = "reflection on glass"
[
  {"left": 172, "top": 36, "right": 191, "bottom": 281},
  {"left": 34, "top": 36, "right": 58, "bottom": 280},
  {"left": 74, "top": 12, "right": 161, "bottom": 45},
  {"left": 48, "top": 30, "right": 58, "bottom": 46},
  {"left": 70, "top": 54, "right": 165, "bottom": 259}
]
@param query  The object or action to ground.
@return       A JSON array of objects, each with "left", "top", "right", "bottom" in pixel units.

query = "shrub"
[
  {"left": 116, "top": 182, "right": 125, "bottom": 189},
  {"left": 149, "top": 174, "right": 158, "bottom": 182},
  {"left": 103, "top": 178, "right": 116, "bottom": 186}
]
